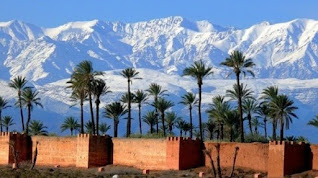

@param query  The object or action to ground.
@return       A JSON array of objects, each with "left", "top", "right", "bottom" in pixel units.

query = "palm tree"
[
  {"left": 308, "top": 116, "right": 318, "bottom": 130},
  {"left": 226, "top": 83, "right": 254, "bottom": 103},
  {"left": 120, "top": 68, "right": 141, "bottom": 137},
  {"left": 176, "top": 119, "right": 187, "bottom": 137},
  {"left": 251, "top": 117, "right": 261, "bottom": 135},
  {"left": 21, "top": 88, "right": 43, "bottom": 135},
  {"left": 143, "top": 111, "right": 157, "bottom": 134},
  {"left": 165, "top": 112, "right": 181, "bottom": 134},
  {"left": 103, "top": 102, "right": 128, "bottom": 137},
  {"left": 146, "top": 83, "right": 168, "bottom": 134},
  {"left": 206, "top": 119, "right": 216, "bottom": 140},
  {"left": 8, "top": 76, "right": 28, "bottom": 131},
  {"left": 92, "top": 79, "right": 111, "bottom": 135},
  {"left": 183, "top": 60, "right": 213, "bottom": 140},
  {"left": 224, "top": 110, "right": 239, "bottom": 142},
  {"left": 152, "top": 98, "right": 174, "bottom": 137},
  {"left": 2, "top": 116, "right": 15, "bottom": 132},
  {"left": 268, "top": 94, "right": 298, "bottom": 142},
  {"left": 134, "top": 90, "right": 148, "bottom": 134},
  {"left": 180, "top": 92, "right": 198, "bottom": 138},
  {"left": 85, "top": 121, "right": 93, "bottom": 134},
  {"left": 71, "top": 60, "right": 103, "bottom": 135},
  {"left": 69, "top": 85, "right": 87, "bottom": 134},
  {"left": 257, "top": 103, "right": 269, "bottom": 138},
  {"left": 242, "top": 99, "right": 258, "bottom": 134},
  {"left": 99, "top": 123, "right": 111, "bottom": 135},
  {"left": 29, "top": 120, "right": 48, "bottom": 136},
  {"left": 260, "top": 86, "right": 279, "bottom": 140},
  {"left": 0, "top": 96, "right": 10, "bottom": 132},
  {"left": 207, "top": 95, "right": 231, "bottom": 140},
  {"left": 60, "top": 117, "right": 80, "bottom": 136},
  {"left": 221, "top": 50, "right": 255, "bottom": 142}
]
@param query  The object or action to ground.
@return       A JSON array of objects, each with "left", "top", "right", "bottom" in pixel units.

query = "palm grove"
[{"left": 2, "top": 50, "right": 315, "bottom": 142}]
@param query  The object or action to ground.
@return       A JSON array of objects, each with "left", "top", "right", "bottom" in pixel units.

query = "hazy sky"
[{"left": 0, "top": 0, "right": 318, "bottom": 28}]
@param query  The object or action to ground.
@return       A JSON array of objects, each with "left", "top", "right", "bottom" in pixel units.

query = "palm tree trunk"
[
  {"left": 280, "top": 118, "right": 284, "bottom": 142},
  {"left": 88, "top": 93, "right": 95, "bottom": 135},
  {"left": 26, "top": 104, "right": 31, "bottom": 135},
  {"left": 220, "top": 123, "right": 224, "bottom": 140},
  {"left": 255, "top": 126, "right": 257, "bottom": 135},
  {"left": 264, "top": 117, "right": 267, "bottom": 138},
  {"left": 71, "top": 129, "right": 73, "bottom": 136},
  {"left": 150, "top": 124, "right": 153, "bottom": 134},
  {"left": 6, "top": 126, "right": 8, "bottom": 132},
  {"left": 95, "top": 99, "right": 100, "bottom": 136},
  {"left": 80, "top": 101, "right": 84, "bottom": 134},
  {"left": 161, "top": 112, "right": 166, "bottom": 136},
  {"left": 114, "top": 121, "right": 118, "bottom": 137},
  {"left": 272, "top": 119, "right": 277, "bottom": 141},
  {"left": 18, "top": 92, "right": 25, "bottom": 131},
  {"left": 236, "top": 73, "right": 244, "bottom": 142},
  {"left": 209, "top": 129, "right": 213, "bottom": 140},
  {"left": 138, "top": 104, "right": 142, "bottom": 134},
  {"left": 189, "top": 106, "right": 193, "bottom": 139},
  {"left": 198, "top": 83, "right": 203, "bottom": 141},
  {"left": 127, "top": 80, "right": 131, "bottom": 137},
  {"left": 248, "top": 115, "right": 253, "bottom": 134},
  {"left": 180, "top": 129, "right": 182, "bottom": 137},
  {"left": 155, "top": 97, "right": 159, "bottom": 134}
]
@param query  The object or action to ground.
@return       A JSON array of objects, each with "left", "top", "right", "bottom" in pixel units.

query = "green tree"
[
  {"left": 165, "top": 112, "right": 181, "bottom": 134},
  {"left": 308, "top": 116, "right": 318, "bottom": 129},
  {"left": 68, "top": 85, "right": 87, "bottom": 134},
  {"left": 29, "top": 120, "right": 48, "bottom": 136},
  {"left": 103, "top": 102, "right": 128, "bottom": 137},
  {"left": 146, "top": 83, "right": 168, "bottom": 134},
  {"left": 120, "top": 68, "right": 141, "bottom": 137},
  {"left": 152, "top": 98, "right": 174, "bottom": 137},
  {"left": 143, "top": 111, "right": 157, "bottom": 134},
  {"left": 183, "top": 60, "right": 213, "bottom": 140},
  {"left": 99, "top": 123, "right": 111, "bottom": 135},
  {"left": 206, "top": 119, "right": 216, "bottom": 140},
  {"left": 8, "top": 76, "right": 28, "bottom": 131},
  {"left": 221, "top": 50, "right": 255, "bottom": 142},
  {"left": 176, "top": 119, "right": 187, "bottom": 137},
  {"left": 0, "top": 96, "right": 10, "bottom": 132},
  {"left": 268, "top": 94, "right": 298, "bottom": 142},
  {"left": 21, "top": 88, "right": 43, "bottom": 135},
  {"left": 85, "top": 121, "right": 93, "bottom": 134},
  {"left": 92, "top": 79, "right": 111, "bottom": 135},
  {"left": 134, "top": 90, "right": 148, "bottom": 134},
  {"left": 257, "top": 103, "right": 269, "bottom": 138},
  {"left": 2, "top": 116, "right": 15, "bottom": 132},
  {"left": 224, "top": 110, "right": 239, "bottom": 142},
  {"left": 180, "top": 92, "right": 198, "bottom": 138},
  {"left": 251, "top": 117, "right": 261, "bottom": 135},
  {"left": 260, "top": 86, "right": 279, "bottom": 140},
  {"left": 60, "top": 117, "right": 80, "bottom": 136},
  {"left": 71, "top": 60, "right": 103, "bottom": 135},
  {"left": 242, "top": 99, "right": 258, "bottom": 134},
  {"left": 207, "top": 95, "right": 231, "bottom": 140}
]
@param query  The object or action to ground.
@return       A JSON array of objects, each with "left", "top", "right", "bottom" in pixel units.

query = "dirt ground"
[{"left": 0, "top": 165, "right": 317, "bottom": 178}]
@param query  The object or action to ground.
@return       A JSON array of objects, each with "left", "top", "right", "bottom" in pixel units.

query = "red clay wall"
[
  {"left": 113, "top": 138, "right": 167, "bottom": 170},
  {"left": 166, "top": 137, "right": 203, "bottom": 170},
  {"left": 311, "top": 145, "right": 318, "bottom": 170},
  {"left": 32, "top": 136, "right": 78, "bottom": 167},
  {"left": 0, "top": 132, "right": 31, "bottom": 165},
  {"left": 204, "top": 142, "right": 269, "bottom": 172}
]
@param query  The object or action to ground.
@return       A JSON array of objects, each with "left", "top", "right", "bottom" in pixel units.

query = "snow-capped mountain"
[{"left": 1, "top": 17, "right": 318, "bottom": 142}]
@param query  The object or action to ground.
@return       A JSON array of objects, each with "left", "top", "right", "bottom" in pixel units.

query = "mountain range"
[{"left": 1, "top": 16, "right": 318, "bottom": 142}]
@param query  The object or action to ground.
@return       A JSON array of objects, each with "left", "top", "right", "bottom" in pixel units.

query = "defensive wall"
[{"left": 0, "top": 132, "right": 318, "bottom": 177}]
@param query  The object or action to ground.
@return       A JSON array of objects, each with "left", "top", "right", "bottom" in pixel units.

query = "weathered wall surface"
[
  {"left": 204, "top": 142, "right": 269, "bottom": 172},
  {"left": 0, "top": 132, "right": 31, "bottom": 164},
  {"left": 311, "top": 145, "right": 318, "bottom": 170},
  {"left": 113, "top": 138, "right": 167, "bottom": 170},
  {"left": 32, "top": 136, "right": 78, "bottom": 167},
  {"left": 0, "top": 132, "right": 10, "bottom": 164}
]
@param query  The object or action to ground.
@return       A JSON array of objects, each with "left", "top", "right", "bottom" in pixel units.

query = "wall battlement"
[{"left": 0, "top": 133, "right": 318, "bottom": 176}]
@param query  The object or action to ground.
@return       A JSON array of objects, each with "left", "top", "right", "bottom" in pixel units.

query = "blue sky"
[{"left": 0, "top": 0, "right": 318, "bottom": 28}]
